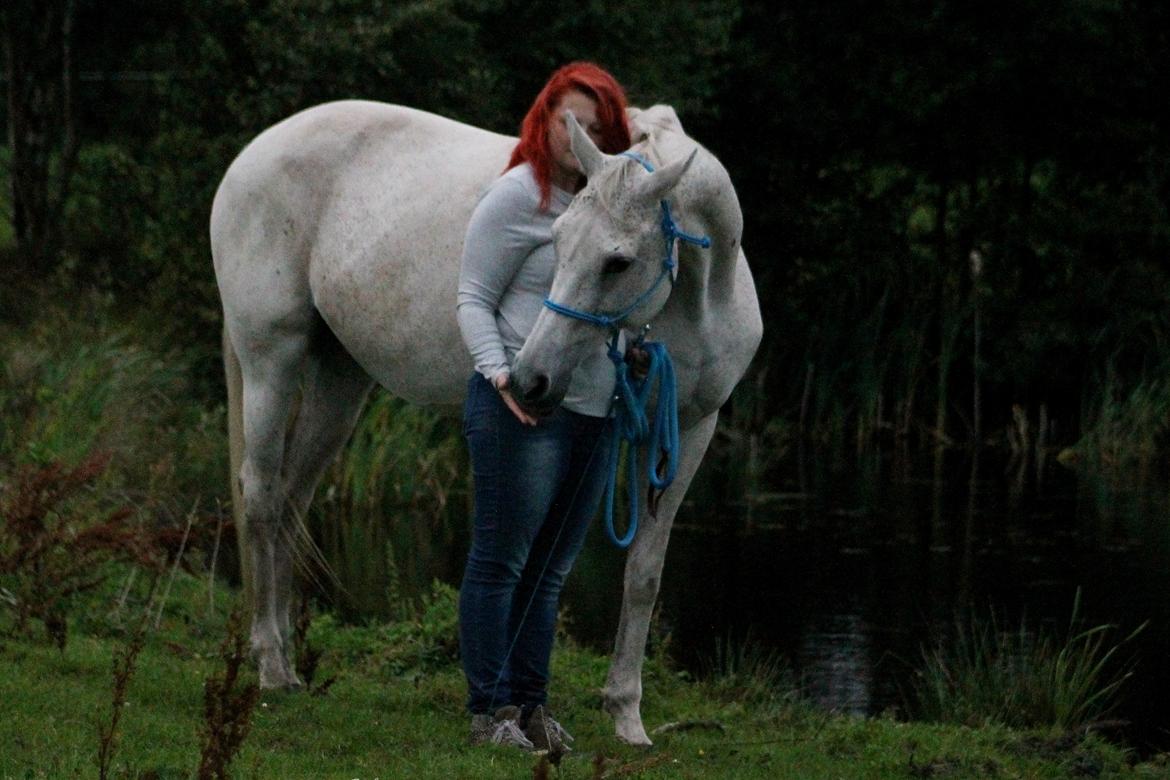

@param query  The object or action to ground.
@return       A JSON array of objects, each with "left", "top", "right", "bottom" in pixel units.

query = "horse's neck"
[
  {"left": 623, "top": 126, "right": 744, "bottom": 334},
  {"left": 673, "top": 158, "right": 744, "bottom": 317},
  {"left": 632, "top": 130, "right": 742, "bottom": 299},
  {"left": 630, "top": 122, "right": 757, "bottom": 414},
  {"left": 666, "top": 172, "right": 756, "bottom": 420}
]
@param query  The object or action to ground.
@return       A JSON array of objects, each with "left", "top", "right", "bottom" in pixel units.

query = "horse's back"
[{"left": 212, "top": 101, "right": 515, "bottom": 405}]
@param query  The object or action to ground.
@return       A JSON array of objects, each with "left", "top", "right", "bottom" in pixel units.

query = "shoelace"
[
  {"left": 531, "top": 712, "right": 574, "bottom": 750},
  {"left": 491, "top": 718, "right": 534, "bottom": 748},
  {"left": 544, "top": 716, "right": 574, "bottom": 744}
]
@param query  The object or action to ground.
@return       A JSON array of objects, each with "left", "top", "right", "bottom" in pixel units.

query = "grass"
[
  {"left": 2, "top": 290, "right": 1169, "bottom": 777},
  {"left": 2, "top": 571, "right": 1167, "bottom": 779}
]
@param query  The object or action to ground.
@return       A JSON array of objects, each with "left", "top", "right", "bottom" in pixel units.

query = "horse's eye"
[{"left": 602, "top": 255, "right": 633, "bottom": 275}]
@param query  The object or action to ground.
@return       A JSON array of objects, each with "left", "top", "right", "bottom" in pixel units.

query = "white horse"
[{"left": 210, "top": 99, "right": 761, "bottom": 746}]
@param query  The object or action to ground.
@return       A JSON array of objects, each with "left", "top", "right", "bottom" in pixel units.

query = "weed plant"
[
  {"left": 96, "top": 618, "right": 147, "bottom": 780},
  {"left": 912, "top": 591, "right": 1144, "bottom": 731},
  {"left": 198, "top": 605, "right": 260, "bottom": 780},
  {"left": 0, "top": 452, "right": 165, "bottom": 646}
]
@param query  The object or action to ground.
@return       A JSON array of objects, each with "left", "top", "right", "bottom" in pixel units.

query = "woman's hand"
[
  {"left": 494, "top": 372, "right": 538, "bottom": 426},
  {"left": 625, "top": 345, "right": 651, "bottom": 381}
]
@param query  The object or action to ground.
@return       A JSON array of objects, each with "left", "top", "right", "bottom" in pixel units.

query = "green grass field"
[{"left": 2, "top": 573, "right": 1168, "bottom": 780}]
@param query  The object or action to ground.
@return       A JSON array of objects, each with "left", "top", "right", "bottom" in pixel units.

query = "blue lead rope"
[
  {"left": 542, "top": 150, "right": 708, "bottom": 548},
  {"left": 602, "top": 332, "right": 679, "bottom": 546}
]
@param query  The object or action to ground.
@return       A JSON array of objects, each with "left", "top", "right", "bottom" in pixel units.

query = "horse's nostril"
[{"left": 523, "top": 374, "right": 549, "bottom": 402}]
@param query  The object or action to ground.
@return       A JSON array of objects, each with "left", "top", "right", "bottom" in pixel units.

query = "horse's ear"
[
  {"left": 566, "top": 111, "right": 608, "bottom": 178},
  {"left": 637, "top": 149, "right": 698, "bottom": 203}
]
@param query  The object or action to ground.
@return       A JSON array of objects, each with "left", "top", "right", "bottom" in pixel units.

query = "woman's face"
[{"left": 547, "top": 89, "right": 604, "bottom": 187}]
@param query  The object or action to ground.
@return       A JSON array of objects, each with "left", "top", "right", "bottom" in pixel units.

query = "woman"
[{"left": 455, "top": 62, "right": 632, "bottom": 753}]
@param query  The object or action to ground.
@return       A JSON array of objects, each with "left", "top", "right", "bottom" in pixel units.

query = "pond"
[{"left": 562, "top": 448, "right": 1170, "bottom": 752}]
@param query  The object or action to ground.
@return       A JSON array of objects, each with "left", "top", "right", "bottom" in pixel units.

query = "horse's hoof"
[
  {"left": 257, "top": 655, "right": 304, "bottom": 691},
  {"left": 258, "top": 674, "right": 304, "bottom": 692},
  {"left": 614, "top": 720, "right": 652, "bottom": 747}
]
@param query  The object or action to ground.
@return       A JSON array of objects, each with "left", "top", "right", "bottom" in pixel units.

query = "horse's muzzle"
[{"left": 511, "top": 364, "right": 565, "bottom": 417}]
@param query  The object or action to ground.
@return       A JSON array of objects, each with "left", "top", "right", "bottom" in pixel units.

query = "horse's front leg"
[{"left": 604, "top": 411, "right": 718, "bottom": 746}]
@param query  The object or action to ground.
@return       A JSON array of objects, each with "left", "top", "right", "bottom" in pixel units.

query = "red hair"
[{"left": 506, "top": 62, "right": 632, "bottom": 210}]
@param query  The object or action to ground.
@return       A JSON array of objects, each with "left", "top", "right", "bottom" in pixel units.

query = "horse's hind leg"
[
  {"left": 278, "top": 325, "right": 375, "bottom": 649},
  {"left": 604, "top": 411, "right": 719, "bottom": 746},
  {"left": 241, "top": 322, "right": 372, "bottom": 690},
  {"left": 235, "top": 329, "right": 309, "bottom": 690}
]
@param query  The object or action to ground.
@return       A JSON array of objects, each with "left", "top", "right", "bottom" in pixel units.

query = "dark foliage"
[
  {"left": 3, "top": 0, "right": 1168, "bottom": 454},
  {"left": 0, "top": 452, "right": 164, "bottom": 646}
]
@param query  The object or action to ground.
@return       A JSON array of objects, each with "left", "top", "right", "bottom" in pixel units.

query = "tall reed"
[
  {"left": 1071, "top": 360, "right": 1170, "bottom": 477},
  {"left": 309, "top": 390, "right": 468, "bottom": 620},
  {"left": 700, "top": 630, "right": 793, "bottom": 706}
]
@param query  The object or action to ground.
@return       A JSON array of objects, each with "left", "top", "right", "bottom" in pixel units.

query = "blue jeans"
[{"left": 460, "top": 372, "right": 612, "bottom": 715}]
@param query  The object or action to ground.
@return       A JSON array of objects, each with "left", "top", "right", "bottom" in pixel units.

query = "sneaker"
[
  {"left": 524, "top": 705, "right": 574, "bottom": 757},
  {"left": 470, "top": 705, "right": 535, "bottom": 750}
]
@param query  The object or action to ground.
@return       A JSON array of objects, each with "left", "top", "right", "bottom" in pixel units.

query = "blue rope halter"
[{"left": 542, "top": 151, "right": 711, "bottom": 547}]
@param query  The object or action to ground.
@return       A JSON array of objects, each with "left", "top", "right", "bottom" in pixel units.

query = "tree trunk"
[
  {"left": 933, "top": 177, "right": 950, "bottom": 444},
  {"left": 1, "top": 0, "right": 79, "bottom": 277}
]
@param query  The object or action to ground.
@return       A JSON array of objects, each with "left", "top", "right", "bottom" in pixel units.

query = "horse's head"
[{"left": 511, "top": 111, "right": 698, "bottom": 413}]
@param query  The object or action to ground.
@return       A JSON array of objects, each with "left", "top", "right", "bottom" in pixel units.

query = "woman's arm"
[
  {"left": 456, "top": 177, "right": 536, "bottom": 381},
  {"left": 457, "top": 176, "right": 541, "bottom": 425}
]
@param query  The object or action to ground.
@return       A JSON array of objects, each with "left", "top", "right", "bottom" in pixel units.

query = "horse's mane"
[{"left": 627, "top": 105, "right": 686, "bottom": 141}]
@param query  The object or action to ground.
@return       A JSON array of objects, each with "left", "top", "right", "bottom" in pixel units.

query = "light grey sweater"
[{"left": 456, "top": 163, "right": 615, "bottom": 418}]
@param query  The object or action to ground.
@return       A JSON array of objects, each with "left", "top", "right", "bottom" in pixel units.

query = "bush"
[
  {"left": 0, "top": 303, "right": 229, "bottom": 527},
  {"left": 912, "top": 592, "right": 1144, "bottom": 731},
  {"left": 306, "top": 579, "right": 461, "bottom": 677}
]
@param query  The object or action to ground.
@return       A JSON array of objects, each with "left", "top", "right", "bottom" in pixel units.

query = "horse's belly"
[{"left": 310, "top": 176, "right": 496, "bottom": 405}]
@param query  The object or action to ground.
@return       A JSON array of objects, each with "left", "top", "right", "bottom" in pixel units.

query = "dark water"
[{"left": 562, "top": 449, "right": 1170, "bottom": 751}]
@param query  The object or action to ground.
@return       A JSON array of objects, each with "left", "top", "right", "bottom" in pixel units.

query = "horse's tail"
[{"left": 223, "top": 325, "right": 253, "bottom": 606}]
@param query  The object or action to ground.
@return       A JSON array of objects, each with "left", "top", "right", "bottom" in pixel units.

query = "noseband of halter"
[{"left": 541, "top": 150, "right": 711, "bottom": 548}]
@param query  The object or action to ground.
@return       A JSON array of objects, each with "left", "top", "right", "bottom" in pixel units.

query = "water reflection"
[{"left": 798, "top": 612, "right": 874, "bottom": 715}]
